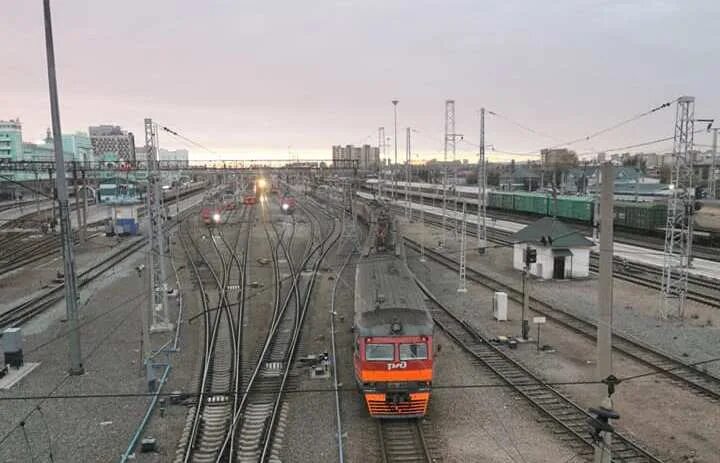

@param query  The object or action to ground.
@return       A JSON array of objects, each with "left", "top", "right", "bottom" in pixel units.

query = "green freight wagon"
[
  {"left": 513, "top": 192, "right": 549, "bottom": 215},
  {"left": 488, "top": 191, "right": 515, "bottom": 211},
  {"left": 553, "top": 195, "right": 594, "bottom": 222},
  {"left": 614, "top": 201, "right": 667, "bottom": 232}
]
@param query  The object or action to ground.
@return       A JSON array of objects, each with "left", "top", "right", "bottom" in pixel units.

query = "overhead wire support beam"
[{"left": 660, "top": 96, "right": 695, "bottom": 319}]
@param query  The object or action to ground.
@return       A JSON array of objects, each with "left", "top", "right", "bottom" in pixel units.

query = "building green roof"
[{"left": 513, "top": 217, "right": 594, "bottom": 248}]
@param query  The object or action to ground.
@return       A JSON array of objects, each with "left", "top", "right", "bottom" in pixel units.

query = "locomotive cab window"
[
  {"left": 399, "top": 343, "right": 428, "bottom": 360},
  {"left": 365, "top": 343, "right": 394, "bottom": 361}
]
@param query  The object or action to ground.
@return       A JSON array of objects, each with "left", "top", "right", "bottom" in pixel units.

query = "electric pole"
[
  {"left": 405, "top": 127, "right": 411, "bottom": 219},
  {"left": 477, "top": 108, "right": 487, "bottom": 252},
  {"left": 711, "top": 127, "right": 718, "bottom": 200},
  {"left": 660, "top": 96, "right": 695, "bottom": 319},
  {"left": 43, "top": 0, "right": 84, "bottom": 375},
  {"left": 392, "top": 100, "right": 399, "bottom": 202},
  {"left": 378, "top": 127, "right": 386, "bottom": 200},
  {"left": 458, "top": 202, "right": 467, "bottom": 293},
  {"left": 73, "top": 162, "right": 84, "bottom": 244},
  {"left": 594, "top": 162, "right": 615, "bottom": 463}
]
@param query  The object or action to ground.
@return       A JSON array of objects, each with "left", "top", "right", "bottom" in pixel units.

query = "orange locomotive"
[{"left": 353, "top": 201, "right": 434, "bottom": 418}]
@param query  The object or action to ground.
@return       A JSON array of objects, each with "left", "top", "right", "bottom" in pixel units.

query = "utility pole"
[
  {"left": 145, "top": 118, "right": 173, "bottom": 333},
  {"left": 458, "top": 203, "right": 467, "bottom": 292},
  {"left": 419, "top": 179, "right": 426, "bottom": 263},
  {"left": 593, "top": 162, "right": 615, "bottom": 463},
  {"left": 477, "top": 108, "right": 487, "bottom": 252},
  {"left": 660, "top": 96, "right": 695, "bottom": 319},
  {"left": 521, "top": 247, "right": 535, "bottom": 340},
  {"left": 711, "top": 128, "right": 718, "bottom": 200},
  {"left": 405, "top": 127, "right": 411, "bottom": 219},
  {"left": 43, "top": 0, "right": 83, "bottom": 375},
  {"left": 72, "top": 163, "right": 84, "bottom": 244},
  {"left": 81, "top": 169, "right": 88, "bottom": 240},
  {"left": 48, "top": 168, "right": 56, "bottom": 232},
  {"left": 392, "top": 100, "right": 399, "bottom": 202},
  {"left": 378, "top": 127, "right": 385, "bottom": 201},
  {"left": 34, "top": 170, "right": 41, "bottom": 216}
]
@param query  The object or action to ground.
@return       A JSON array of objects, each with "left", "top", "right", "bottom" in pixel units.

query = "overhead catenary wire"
[
  {"left": 0, "top": 350, "right": 718, "bottom": 404},
  {"left": 158, "top": 124, "right": 219, "bottom": 157}
]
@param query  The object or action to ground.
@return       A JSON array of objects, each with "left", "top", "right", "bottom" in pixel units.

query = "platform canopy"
[{"left": 512, "top": 217, "right": 594, "bottom": 248}]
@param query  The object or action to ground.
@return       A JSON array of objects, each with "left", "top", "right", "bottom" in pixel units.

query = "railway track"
[
  {"left": 176, "top": 196, "right": 340, "bottom": 462},
  {"left": 404, "top": 238, "right": 720, "bottom": 402},
  {"left": 364, "top": 186, "right": 720, "bottom": 262},
  {"left": 175, "top": 206, "right": 246, "bottom": 463},
  {"left": 390, "top": 200, "right": 720, "bottom": 309},
  {"left": 588, "top": 256, "right": 720, "bottom": 310},
  {"left": 0, "top": 187, "right": 204, "bottom": 275},
  {"left": 378, "top": 419, "right": 433, "bottom": 463},
  {"left": 415, "top": 277, "right": 663, "bottom": 462},
  {"left": 0, "top": 204, "right": 199, "bottom": 331}
]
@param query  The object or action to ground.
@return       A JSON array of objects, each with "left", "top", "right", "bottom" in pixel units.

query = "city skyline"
[{"left": 2, "top": 1, "right": 719, "bottom": 162}]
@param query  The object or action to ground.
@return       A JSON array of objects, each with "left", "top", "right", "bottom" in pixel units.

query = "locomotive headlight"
[
  {"left": 257, "top": 178, "right": 267, "bottom": 189},
  {"left": 282, "top": 203, "right": 289, "bottom": 211},
  {"left": 212, "top": 213, "right": 221, "bottom": 223}
]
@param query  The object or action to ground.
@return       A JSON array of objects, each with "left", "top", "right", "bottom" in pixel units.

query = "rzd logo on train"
[{"left": 387, "top": 361, "right": 407, "bottom": 370}]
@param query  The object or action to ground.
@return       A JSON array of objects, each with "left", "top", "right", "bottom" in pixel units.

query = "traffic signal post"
[{"left": 521, "top": 247, "right": 537, "bottom": 340}]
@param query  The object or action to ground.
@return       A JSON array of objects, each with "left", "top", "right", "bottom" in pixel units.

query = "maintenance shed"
[{"left": 512, "top": 217, "right": 594, "bottom": 280}]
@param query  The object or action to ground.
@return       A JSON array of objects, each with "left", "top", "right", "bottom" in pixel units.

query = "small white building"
[{"left": 512, "top": 217, "right": 594, "bottom": 280}]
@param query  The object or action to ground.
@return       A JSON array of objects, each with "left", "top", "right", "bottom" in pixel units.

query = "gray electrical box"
[{"left": 2, "top": 327, "right": 23, "bottom": 368}]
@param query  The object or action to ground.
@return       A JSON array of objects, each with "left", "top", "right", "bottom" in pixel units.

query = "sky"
[{"left": 2, "top": 0, "right": 719, "bottom": 162}]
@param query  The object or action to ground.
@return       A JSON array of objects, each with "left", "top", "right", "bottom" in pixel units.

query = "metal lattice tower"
[
  {"left": 441, "top": 100, "right": 456, "bottom": 247},
  {"left": 145, "top": 118, "right": 173, "bottom": 332},
  {"left": 660, "top": 97, "right": 695, "bottom": 319},
  {"left": 458, "top": 202, "right": 467, "bottom": 292},
  {"left": 477, "top": 108, "right": 487, "bottom": 251}
]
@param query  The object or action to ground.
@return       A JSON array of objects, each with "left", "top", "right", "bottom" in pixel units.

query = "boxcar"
[
  {"left": 553, "top": 196, "right": 594, "bottom": 222},
  {"left": 513, "top": 192, "right": 549, "bottom": 215}
]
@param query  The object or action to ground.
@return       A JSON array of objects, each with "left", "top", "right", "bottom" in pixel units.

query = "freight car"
[
  {"left": 353, "top": 200, "right": 434, "bottom": 418},
  {"left": 362, "top": 181, "right": 720, "bottom": 241}
]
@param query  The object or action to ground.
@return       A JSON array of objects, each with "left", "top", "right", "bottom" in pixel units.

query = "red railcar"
[
  {"left": 353, "top": 203, "right": 434, "bottom": 418},
  {"left": 280, "top": 195, "right": 296, "bottom": 214},
  {"left": 243, "top": 194, "right": 257, "bottom": 205},
  {"left": 201, "top": 207, "right": 222, "bottom": 225}
]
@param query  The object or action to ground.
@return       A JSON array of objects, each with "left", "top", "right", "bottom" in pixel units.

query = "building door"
[{"left": 553, "top": 257, "right": 565, "bottom": 279}]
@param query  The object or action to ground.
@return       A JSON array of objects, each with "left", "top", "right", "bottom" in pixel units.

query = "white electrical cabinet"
[{"left": 493, "top": 292, "right": 508, "bottom": 321}]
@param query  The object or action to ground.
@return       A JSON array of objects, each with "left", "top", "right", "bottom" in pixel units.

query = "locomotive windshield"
[
  {"left": 365, "top": 344, "right": 394, "bottom": 361},
  {"left": 400, "top": 343, "right": 428, "bottom": 361}
]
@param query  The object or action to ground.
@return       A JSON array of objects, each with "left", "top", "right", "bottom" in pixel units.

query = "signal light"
[{"left": 525, "top": 248, "right": 537, "bottom": 265}]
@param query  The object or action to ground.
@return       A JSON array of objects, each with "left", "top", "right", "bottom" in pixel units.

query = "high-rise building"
[
  {"left": 89, "top": 125, "right": 136, "bottom": 162},
  {"left": 0, "top": 119, "right": 23, "bottom": 162},
  {"left": 62, "top": 132, "right": 93, "bottom": 163},
  {"left": 331, "top": 144, "right": 379, "bottom": 170},
  {"left": 158, "top": 148, "right": 189, "bottom": 167}
]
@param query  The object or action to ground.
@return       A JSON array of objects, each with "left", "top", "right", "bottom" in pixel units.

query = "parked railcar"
[{"left": 353, "top": 201, "right": 434, "bottom": 418}]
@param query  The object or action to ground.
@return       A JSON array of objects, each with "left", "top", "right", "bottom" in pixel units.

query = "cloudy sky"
[{"left": 2, "top": 0, "right": 719, "bottom": 161}]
